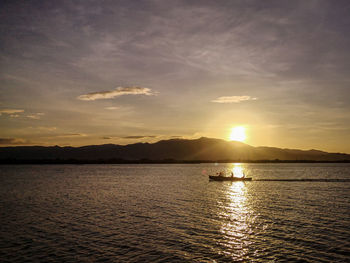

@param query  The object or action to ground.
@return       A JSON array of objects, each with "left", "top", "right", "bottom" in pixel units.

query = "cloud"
[
  {"left": 0, "top": 109, "right": 24, "bottom": 116},
  {"left": 55, "top": 133, "right": 87, "bottom": 138},
  {"left": 121, "top": 135, "right": 157, "bottom": 139},
  {"left": 78, "top": 86, "right": 157, "bottom": 101},
  {"left": 25, "top": 126, "right": 57, "bottom": 133},
  {"left": 100, "top": 135, "right": 157, "bottom": 140},
  {"left": 105, "top": 106, "right": 119, "bottom": 110},
  {"left": 0, "top": 110, "right": 45, "bottom": 119},
  {"left": 0, "top": 137, "right": 30, "bottom": 145},
  {"left": 211, "top": 96, "right": 258, "bottom": 103},
  {"left": 26, "top": 113, "right": 45, "bottom": 119},
  {"left": 37, "top": 126, "right": 57, "bottom": 131}
]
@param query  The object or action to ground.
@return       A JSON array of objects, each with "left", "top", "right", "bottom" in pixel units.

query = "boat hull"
[{"left": 209, "top": 175, "right": 252, "bottom": 181}]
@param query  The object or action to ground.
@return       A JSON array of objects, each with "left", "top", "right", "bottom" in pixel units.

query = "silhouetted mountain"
[{"left": 0, "top": 137, "right": 349, "bottom": 162}]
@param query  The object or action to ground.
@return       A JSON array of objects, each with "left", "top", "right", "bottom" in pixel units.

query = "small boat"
[{"left": 209, "top": 175, "right": 252, "bottom": 181}]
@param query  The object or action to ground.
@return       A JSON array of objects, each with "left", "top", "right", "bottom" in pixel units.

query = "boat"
[{"left": 209, "top": 175, "right": 252, "bottom": 181}]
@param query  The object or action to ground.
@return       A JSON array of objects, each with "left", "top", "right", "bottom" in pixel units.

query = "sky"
[{"left": 1, "top": 0, "right": 350, "bottom": 153}]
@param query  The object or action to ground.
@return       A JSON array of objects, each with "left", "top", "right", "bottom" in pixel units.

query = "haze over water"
[{"left": 1, "top": 163, "right": 349, "bottom": 262}]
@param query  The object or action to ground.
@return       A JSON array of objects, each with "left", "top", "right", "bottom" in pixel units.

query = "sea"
[{"left": 0, "top": 163, "right": 349, "bottom": 262}]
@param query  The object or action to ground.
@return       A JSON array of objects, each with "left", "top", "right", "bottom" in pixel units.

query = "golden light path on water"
[{"left": 217, "top": 163, "right": 256, "bottom": 260}]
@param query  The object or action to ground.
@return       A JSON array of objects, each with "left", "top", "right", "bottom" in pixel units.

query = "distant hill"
[{"left": 0, "top": 137, "right": 349, "bottom": 163}]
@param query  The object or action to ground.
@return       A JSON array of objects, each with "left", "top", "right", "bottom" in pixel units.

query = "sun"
[{"left": 229, "top": 126, "right": 246, "bottom": 142}]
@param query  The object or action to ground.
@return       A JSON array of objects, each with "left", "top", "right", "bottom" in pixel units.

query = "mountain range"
[{"left": 1, "top": 137, "right": 349, "bottom": 163}]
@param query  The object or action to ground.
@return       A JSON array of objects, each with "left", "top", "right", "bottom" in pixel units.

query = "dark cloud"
[{"left": 0, "top": 138, "right": 29, "bottom": 145}]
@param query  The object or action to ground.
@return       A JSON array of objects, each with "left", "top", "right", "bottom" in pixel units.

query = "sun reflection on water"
[
  {"left": 231, "top": 163, "right": 245, "bottom": 178},
  {"left": 217, "top": 164, "right": 254, "bottom": 260}
]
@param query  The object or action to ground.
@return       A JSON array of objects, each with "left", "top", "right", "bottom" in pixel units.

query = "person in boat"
[
  {"left": 218, "top": 171, "right": 224, "bottom": 177},
  {"left": 231, "top": 172, "right": 234, "bottom": 178}
]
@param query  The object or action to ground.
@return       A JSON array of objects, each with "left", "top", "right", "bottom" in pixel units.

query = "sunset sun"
[{"left": 229, "top": 126, "right": 246, "bottom": 142}]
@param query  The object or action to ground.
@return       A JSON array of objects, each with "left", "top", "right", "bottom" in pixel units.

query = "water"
[{"left": 0, "top": 163, "right": 349, "bottom": 262}]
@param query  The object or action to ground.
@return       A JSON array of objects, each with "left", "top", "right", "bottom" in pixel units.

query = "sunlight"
[
  {"left": 229, "top": 126, "right": 246, "bottom": 142},
  {"left": 217, "top": 169, "right": 254, "bottom": 260},
  {"left": 231, "top": 163, "right": 245, "bottom": 178}
]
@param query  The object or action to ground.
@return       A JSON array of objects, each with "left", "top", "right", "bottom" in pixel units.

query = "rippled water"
[{"left": 1, "top": 163, "right": 350, "bottom": 262}]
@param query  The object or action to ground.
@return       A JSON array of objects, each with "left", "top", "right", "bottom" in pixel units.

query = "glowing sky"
[{"left": 1, "top": 0, "right": 350, "bottom": 152}]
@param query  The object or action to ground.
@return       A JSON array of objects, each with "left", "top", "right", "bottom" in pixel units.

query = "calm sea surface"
[{"left": 0, "top": 163, "right": 349, "bottom": 262}]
